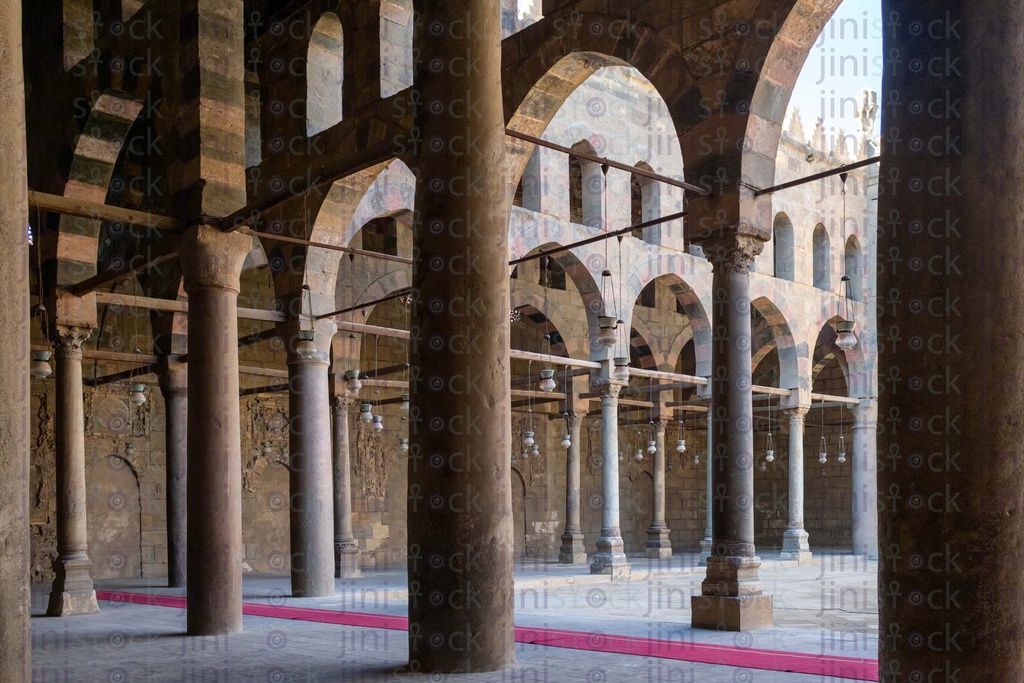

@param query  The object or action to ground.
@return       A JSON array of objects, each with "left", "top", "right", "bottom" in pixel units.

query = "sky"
[{"left": 787, "top": 0, "right": 883, "bottom": 139}]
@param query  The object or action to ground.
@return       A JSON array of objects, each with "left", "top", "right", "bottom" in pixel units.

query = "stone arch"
[
  {"left": 812, "top": 319, "right": 851, "bottom": 391},
  {"left": 53, "top": 91, "right": 144, "bottom": 292},
  {"left": 307, "top": 12, "right": 344, "bottom": 136},
  {"left": 812, "top": 223, "right": 831, "bottom": 290},
  {"left": 749, "top": 294, "right": 801, "bottom": 390},
  {"left": 568, "top": 139, "right": 604, "bottom": 228},
  {"left": 509, "top": 290, "right": 581, "bottom": 360},
  {"left": 844, "top": 235, "right": 863, "bottom": 302},
  {"left": 305, "top": 158, "right": 415, "bottom": 334},
  {"left": 631, "top": 162, "right": 660, "bottom": 244},
  {"left": 511, "top": 244, "right": 603, "bottom": 340},
  {"left": 380, "top": 0, "right": 413, "bottom": 97},
  {"left": 773, "top": 212, "right": 795, "bottom": 281},
  {"left": 628, "top": 317, "right": 657, "bottom": 370},
  {"left": 510, "top": 468, "right": 528, "bottom": 559}
]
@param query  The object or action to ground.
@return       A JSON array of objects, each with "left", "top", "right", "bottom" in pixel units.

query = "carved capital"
[
  {"left": 158, "top": 359, "right": 188, "bottom": 397},
  {"left": 596, "top": 377, "right": 627, "bottom": 399},
  {"left": 565, "top": 410, "right": 588, "bottom": 431},
  {"left": 178, "top": 225, "right": 253, "bottom": 294},
  {"left": 783, "top": 405, "right": 810, "bottom": 422},
  {"left": 54, "top": 326, "right": 92, "bottom": 360},
  {"left": 702, "top": 235, "right": 764, "bottom": 275},
  {"left": 331, "top": 394, "right": 355, "bottom": 412}
]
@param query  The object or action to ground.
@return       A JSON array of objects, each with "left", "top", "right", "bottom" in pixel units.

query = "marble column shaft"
[
  {"left": 0, "top": 0, "right": 31, "bottom": 671},
  {"left": 590, "top": 378, "right": 630, "bottom": 577},
  {"left": 700, "top": 416, "right": 713, "bottom": 565},
  {"left": 288, "top": 344, "right": 335, "bottom": 597},
  {"left": 47, "top": 327, "right": 99, "bottom": 617},
  {"left": 646, "top": 418, "right": 671, "bottom": 558},
  {"left": 780, "top": 407, "right": 811, "bottom": 562},
  {"left": 332, "top": 395, "right": 359, "bottom": 578},
  {"left": 851, "top": 400, "right": 877, "bottom": 558},
  {"left": 159, "top": 362, "right": 188, "bottom": 588},
  {"left": 558, "top": 411, "right": 587, "bottom": 564},
  {"left": 179, "top": 225, "right": 252, "bottom": 636}
]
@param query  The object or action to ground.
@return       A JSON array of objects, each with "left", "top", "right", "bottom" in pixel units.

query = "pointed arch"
[
  {"left": 845, "top": 235, "right": 863, "bottom": 302},
  {"left": 773, "top": 213, "right": 795, "bottom": 282},
  {"left": 307, "top": 12, "right": 344, "bottom": 136},
  {"left": 813, "top": 223, "right": 831, "bottom": 290}
]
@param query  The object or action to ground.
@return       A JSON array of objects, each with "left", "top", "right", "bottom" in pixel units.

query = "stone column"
[
  {"left": 332, "top": 395, "right": 360, "bottom": 578},
  {"left": 558, "top": 410, "right": 587, "bottom": 564},
  {"left": 179, "top": 224, "right": 252, "bottom": 636},
  {"left": 691, "top": 235, "right": 772, "bottom": 631},
  {"left": 406, "top": 0, "right": 514, "bottom": 672},
  {"left": 590, "top": 377, "right": 630, "bottom": 578},
  {"left": 780, "top": 406, "right": 811, "bottom": 563},
  {"left": 47, "top": 326, "right": 100, "bottom": 617},
  {"left": 850, "top": 400, "right": 877, "bottom": 558},
  {"left": 286, "top": 333, "right": 335, "bottom": 597},
  {"left": 159, "top": 360, "right": 188, "bottom": 588},
  {"left": 646, "top": 417, "right": 671, "bottom": 559},
  {"left": 0, "top": 0, "right": 31, "bottom": 670},
  {"left": 876, "top": 4, "right": 1024, "bottom": 677},
  {"left": 699, "top": 414, "right": 712, "bottom": 565}
]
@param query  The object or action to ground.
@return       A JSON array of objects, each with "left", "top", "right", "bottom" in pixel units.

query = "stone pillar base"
[
  {"left": 646, "top": 528, "right": 672, "bottom": 559},
  {"left": 691, "top": 594, "right": 774, "bottom": 631},
  {"left": 590, "top": 552, "right": 630, "bottom": 579},
  {"left": 46, "top": 589, "right": 99, "bottom": 617},
  {"left": 780, "top": 529, "right": 812, "bottom": 564},
  {"left": 698, "top": 536, "right": 712, "bottom": 566},
  {"left": 335, "top": 545, "right": 361, "bottom": 579},
  {"left": 558, "top": 532, "right": 587, "bottom": 564}
]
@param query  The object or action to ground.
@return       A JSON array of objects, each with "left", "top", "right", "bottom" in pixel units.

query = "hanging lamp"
[{"left": 764, "top": 393, "right": 775, "bottom": 463}]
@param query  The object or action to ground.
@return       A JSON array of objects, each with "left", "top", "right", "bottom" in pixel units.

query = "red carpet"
[{"left": 96, "top": 589, "right": 878, "bottom": 681}]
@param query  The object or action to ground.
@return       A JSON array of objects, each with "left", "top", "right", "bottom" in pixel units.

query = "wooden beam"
[
  {"left": 94, "top": 292, "right": 287, "bottom": 323},
  {"left": 237, "top": 227, "right": 413, "bottom": 266},
  {"left": 66, "top": 250, "right": 178, "bottom": 296},
  {"left": 510, "top": 349, "right": 600, "bottom": 370},
  {"left": 811, "top": 392, "right": 861, "bottom": 406},
  {"left": 29, "top": 190, "right": 183, "bottom": 232},
  {"left": 628, "top": 367, "right": 707, "bottom": 385}
]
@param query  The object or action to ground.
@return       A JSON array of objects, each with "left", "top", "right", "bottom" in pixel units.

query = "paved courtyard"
[{"left": 31, "top": 552, "right": 878, "bottom": 682}]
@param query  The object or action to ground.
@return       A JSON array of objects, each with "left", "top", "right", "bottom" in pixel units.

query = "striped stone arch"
[
  {"left": 512, "top": 243, "right": 603, "bottom": 338},
  {"left": 54, "top": 90, "right": 143, "bottom": 291},
  {"left": 747, "top": 291, "right": 802, "bottom": 391},
  {"left": 805, "top": 303, "right": 874, "bottom": 398},
  {"left": 305, "top": 158, "right": 415, "bottom": 331},
  {"left": 811, "top": 319, "right": 851, "bottom": 393},
  {"left": 509, "top": 290, "right": 579, "bottom": 360},
  {"left": 627, "top": 317, "right": 658, "bottom": 371},
  {"left": 503, "top": 33, "right": 695, "bottom": 208},
  {"left": 626, "top": 255, "right": 714, "bottom": 378}
]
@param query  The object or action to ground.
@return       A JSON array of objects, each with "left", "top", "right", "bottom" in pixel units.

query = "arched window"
[
  {"left": 244, "top": 68, "right": 261, "bottom": 168},
  {"left": 568, "top": 140, "right": 603, "bottom": 228},
  {"left": 845, "top": 235, "right": 863, "bottom": 302},
  {"left": 380, "top": 0, "right": 414, "bottom": 97},
  {"left": 307, "top": 13, "right": 344, "bottom": 136},
  {"left": 630, "top": 162, "right": 659, "bottom": 243},
  {"left": 813, "top": 224, "right": 831, "bottom": 290},
  {"left": 773, "top": 213, "right": 795, "bottom": 281}
]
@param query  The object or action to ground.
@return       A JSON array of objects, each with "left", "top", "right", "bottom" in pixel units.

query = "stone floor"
[{"left": 31, "top": 551, "right": 878, "bottom": 682}]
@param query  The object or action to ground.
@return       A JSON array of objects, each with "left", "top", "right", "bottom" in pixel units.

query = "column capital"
[
  {"left": 54, "top": 326, "right": 92, "bottom": 359},
  {"left": 596, "top": 377, "right": 627, "bottom": 398},
  {"left": 178, "top": 225, "right": 253, "bottom": 294},
  {"left": 331, "top": 394, "right": 356, "bottom": 411},
  {"left": 852, "top": 398, "right": 876, "bottom": 424},
  {"left": 564, "top": 410, "right": 588, "bottom": 430},
  {"left": 158, "top": 359, "right": 188, "bottom": 397},
  {"left": 783, "top": 405, "right": 810, "bottom": 421},
  {"left": 702, "top": 234, "right": 764, "bottom": 275}
]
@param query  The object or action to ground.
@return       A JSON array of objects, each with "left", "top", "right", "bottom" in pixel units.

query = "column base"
[
  {"left": 46, "top": 589, "right": 99, "bottom": 617},
  {"left": 645, "top": 527, "right": 672, "bottom": 559},
  {"left": 691, "top": 594, "right": 774, "bottom": 631},
  {"left": 692, "top": 555, "right": 773, "bottom": 630},
  {"left": 590, "top": 535, "right": 630, "bottom": 578},
  {"left": 698, "top": 536, "right": 712, "bottom": 566},
  {"left": 335, "top": 545, "right": 361, "bottom": 579},
  {"left": 780, "top": 529, "right": 812, "bottom": 564},
  {"left": 558, "top": 532, "right": 587, "bottom": 564}
]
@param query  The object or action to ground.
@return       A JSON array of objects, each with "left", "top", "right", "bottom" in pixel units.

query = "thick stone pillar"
[
  {"left": 699, "top": 415, "right": 712, "bottom": 565},
  {"left": 590, "top": 377, "right": 630, "bottom": 578},
  {"left": 0, "top": 0, "right": 31, "bottom": 671},
  {"left": 179, "top": 224, "right": 252, "bottom": 636},
  {"left": 406, "top": 0, "right": 514, "bottom": 672},
  {"left": 691, "top": 236, "right": 772, "bottom": 631},
  {"left": 558, "top": 410, "right": 587, "bottom": 564},
  {"left": 159, "top": 360, "right": 188, "bottom": 588},
  {"left": 332, "top": 395, "right": 360, "bottom": 578},
  {"left": 780, "top": 406, "right": 811, "bottom": 563},
  {"left": 851, "top": 400, "right": 877, "bottom": 558},
  {"left": 287, "top": 333, "right": 335, "bottom": 597},
  {"left": 877, "top": 3, "right": 1022, "bottom": 677},
  {"left": 47, "top": 326, "right": 100, "bottom": 617},
  {"left": 646, "top": 417, "right": 671, "bottom": 559}
]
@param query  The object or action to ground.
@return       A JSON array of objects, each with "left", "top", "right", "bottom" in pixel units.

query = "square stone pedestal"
[
  {"left": 780, "top": 528, "right": 812, "bottom": 564},
  {"left": 691, "top": 555, "right": 773, "bottom": 631},
  {"left": 559, "top": 532, "right": 588, "bottom": 565},
  {"left": 47, "top": 554, "right": 99, "bottom": 616},
  {"left": 335, "top": 546, "right": 361, "bottom": 579},
  {"left": 590, "top": 552, "right": 631, "bottom": 580},
  {"left": 47, "top": 589, "right": 99, "bottom": 616},
  {"left": 646, "top": 527, "right": 672, "bottom": 559}
]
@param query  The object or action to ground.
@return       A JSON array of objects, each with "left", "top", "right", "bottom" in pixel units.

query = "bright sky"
[{"left": 787, "top": 0, "right": 883, "bottom": 138}]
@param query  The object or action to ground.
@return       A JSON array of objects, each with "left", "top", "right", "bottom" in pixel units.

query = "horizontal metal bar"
[
  {"left": 505, "top": 129, "right": 708, "bottom": 196},
  {"left": 237, "top": 228, "right": 413, "bottom": 266},
  {"left": 753, "top": 156, "right": 880, "bottom": 197}
]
